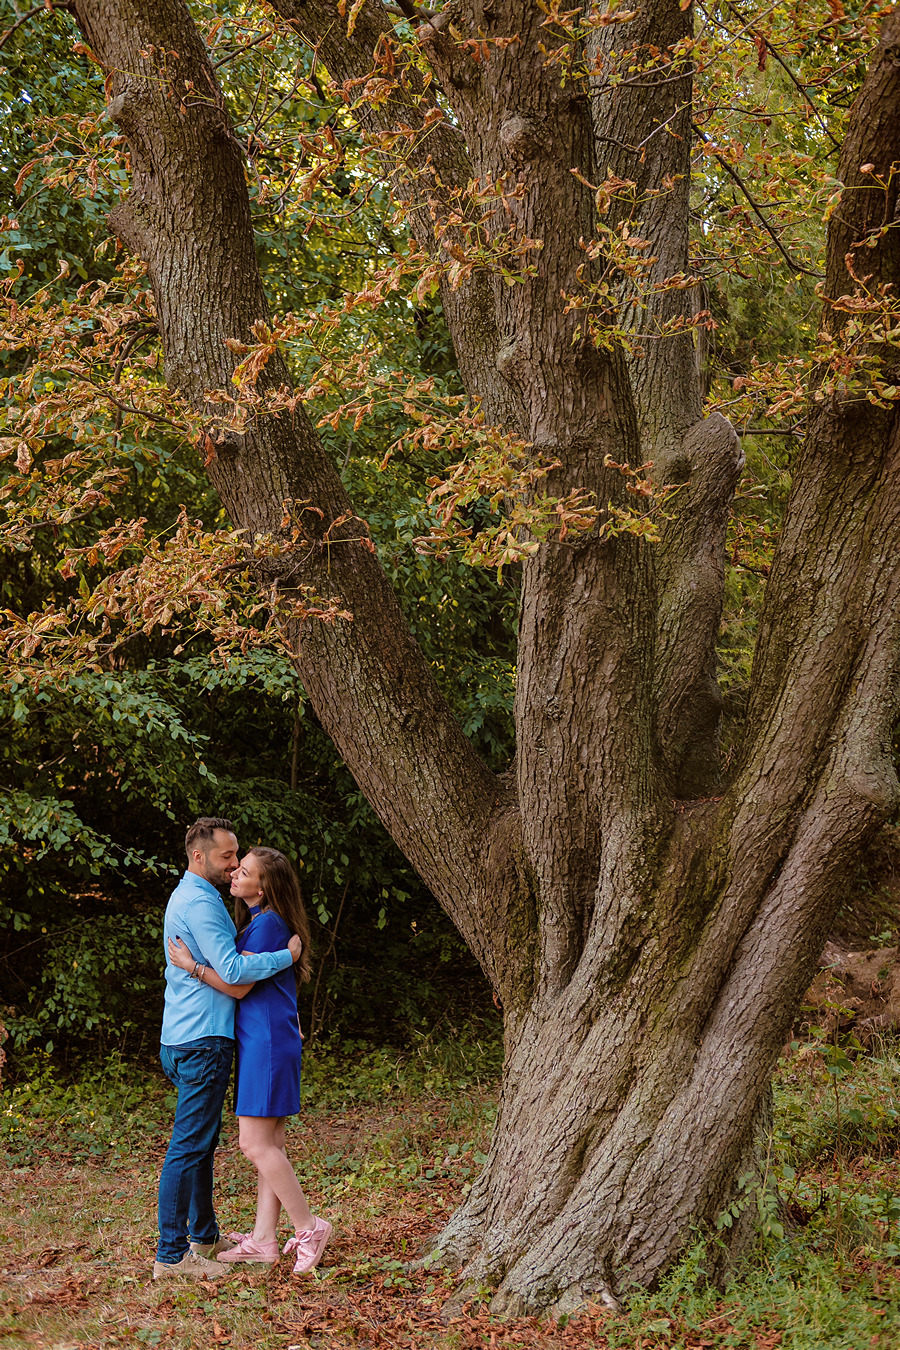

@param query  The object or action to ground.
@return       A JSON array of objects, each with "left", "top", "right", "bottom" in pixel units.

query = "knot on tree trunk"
[
  {"left": 104, "top": 80, "right": 152, "bottom": 133},
  {"left": 496, "top": 333, "right": 532, "bottom": 380},
  {"left": 500, "top": 114, "right": 545, "bottom": 162},
  {"left": 103, "top": 77, "right": 163, "bottom": 187}
]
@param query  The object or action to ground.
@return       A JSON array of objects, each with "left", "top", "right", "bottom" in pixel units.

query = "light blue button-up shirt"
[{"left": 161, "top": 871, "right": 293, "bottom": 1046}]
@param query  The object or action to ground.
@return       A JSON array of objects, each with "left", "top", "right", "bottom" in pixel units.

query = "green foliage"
[
  {"left": 6, "top": 911, "right": 165, "bottom": 1053},
  {"left": 0, "top": 2, "right": 515, "bottom": 1058},
  {"left": 0, "top": 1023, "right": 504, "bottom": 1167},
  {"left": 715, "top": 1161, "right": 785, "bottom": 1242},
  {"left": 0, "top": 638, "right": 494, "bottom": 1053},
  {"left": 300, "top": 1021, "right": 504, "bottom": 1111},
  {"left": 1, "top": 1047, "right": 173, "bottom": 1165},
  {"left": 604, "top": 1036, "right": 900, "bottom": 1348},
  {"left": 612, "top": 1237, "right": 900, "bottom": 1350},
  {"left": 777, "top": 1034, "right": 900, "bottom": 1168},
  {"left": 0, "top": 9, "right": 110, "bottom": 287},
  {"left": 346, "top": 452, "right": 517, "bottom": 768},
  {"left": 766, "top": 1036, "right": 900, "bottom": 1272}
]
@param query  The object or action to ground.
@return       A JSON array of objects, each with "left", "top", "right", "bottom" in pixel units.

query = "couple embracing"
[{"left": 153, "top": 817, "right": 332, "bottom": 1281}]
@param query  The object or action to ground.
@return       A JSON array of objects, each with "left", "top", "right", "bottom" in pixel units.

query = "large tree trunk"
[{"left": 69, "top": 0, "right": 900, "bottom": 1311}]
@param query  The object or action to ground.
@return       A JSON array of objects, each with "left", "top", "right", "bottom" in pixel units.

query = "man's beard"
[{"left": 203, "top": 863, "right": 233, "bottom": 888}]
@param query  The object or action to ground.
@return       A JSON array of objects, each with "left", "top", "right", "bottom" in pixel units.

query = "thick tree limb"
[
  {"left": 70, "top": 0, "right": 515, "bottom": 984},
  {"left": 671, "top": 6, "right": 900, "bottom": 1077},
  {"left": 403, "top": 2, "right": 664, "bottom": 985},
  {"left": 746, "top": 8, "right": 900, "bottom": 760},
  {"left": 275, "top": 0, "right": 664, "bottom": 982},
  {"left": 589, "top": 1, "right": 743, "bottom": 795}
]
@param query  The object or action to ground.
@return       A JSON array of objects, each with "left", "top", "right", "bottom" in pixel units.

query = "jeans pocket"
[{"left": 165, "top": 1039, "right": 231, "bottom": 1089}]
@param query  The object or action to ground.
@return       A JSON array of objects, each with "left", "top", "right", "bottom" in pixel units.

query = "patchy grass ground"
[{"left": 2, "top": 1036, "right": 900, "bottom": 1349}]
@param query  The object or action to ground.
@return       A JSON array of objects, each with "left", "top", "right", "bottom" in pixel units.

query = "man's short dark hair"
[{"left": 185, "top": 817, "right": 236, "bottom": 858}]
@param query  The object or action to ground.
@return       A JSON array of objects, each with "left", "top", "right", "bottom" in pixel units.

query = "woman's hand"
[
  {"left": 288, "top": 935, "right": 303, "bottom": 963},
  {"left": 168, "top": 936, "right": 196, "bottom": 971}
]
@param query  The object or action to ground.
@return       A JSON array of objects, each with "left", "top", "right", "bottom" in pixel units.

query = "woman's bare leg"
[
  {"left": 250, "top": 1121, "right": 286, "bottom": 1242},
  {"left": 239, "top": 1116, "right": 313, "bottom": 1236}
]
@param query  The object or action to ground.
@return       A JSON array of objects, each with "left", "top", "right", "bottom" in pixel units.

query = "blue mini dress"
[{"left": 233, "top": 906, "right": 302, "bottom": 1117}]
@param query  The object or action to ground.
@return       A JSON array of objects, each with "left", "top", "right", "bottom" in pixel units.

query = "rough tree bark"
[
  {"left": 589, "top": 6, "right": 744, "bottom": 795},
  {"left": 69, "top": 0, "right": 900, "bottom": 1312}
]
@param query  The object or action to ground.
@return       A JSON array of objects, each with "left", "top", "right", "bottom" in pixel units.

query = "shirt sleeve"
[{"left": 188, "top": 896, "right": 292, "bottom": 982}]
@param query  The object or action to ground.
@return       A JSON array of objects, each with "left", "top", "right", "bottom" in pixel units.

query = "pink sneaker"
[
  {"left": 216, "top": 1233, "right": 280, "bottom": 1264},
  {"left": 283, "top": 1217, "right": 333, "bottom": 1273}
]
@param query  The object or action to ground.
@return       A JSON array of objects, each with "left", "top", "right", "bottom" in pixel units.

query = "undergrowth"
[{"left": 1, "top": 1028, "right": 898, "bottom": 1349}]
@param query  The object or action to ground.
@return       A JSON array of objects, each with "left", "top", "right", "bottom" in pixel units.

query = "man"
[{"left": 153, "top": 817, "right": 302, "bottom": 1281}]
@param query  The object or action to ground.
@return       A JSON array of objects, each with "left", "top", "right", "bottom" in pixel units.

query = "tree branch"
[
  {"left": 736, "top": 6, "right": 900, "bottom": 892},
  {"left": 590, "top": 0, "right": 743, "bottom": 795},
  {"left": 0, "top": 2, "right": 74, "bottom": 55},
  {"left": 267, "top": 0, "right": 525, "bottom": 433},
  {"left": 707, "top": 0, "right": 842, "bottom": 151},
  {"left": 692, "top": 123, "right": 823, "bottom": 278},
  {"left": 70, "top": 0, "right": 512, "bottom": 986}
]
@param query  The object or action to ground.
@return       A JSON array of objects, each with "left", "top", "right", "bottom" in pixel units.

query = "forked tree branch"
[{"left": 737, "top": 5, "right": 900, "bottom": 861}]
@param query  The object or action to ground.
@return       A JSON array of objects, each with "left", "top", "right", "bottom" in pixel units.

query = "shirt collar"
[{"left": 183, "top": 870, "right": 225, "bottom": 900}]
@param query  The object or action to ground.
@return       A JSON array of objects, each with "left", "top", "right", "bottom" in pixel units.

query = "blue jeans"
[{"left": 156, "top": 1037, "right": 234, "bottom": 1264}]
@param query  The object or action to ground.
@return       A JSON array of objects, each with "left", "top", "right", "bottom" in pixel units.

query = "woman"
[{"left": 168, "top": 846, "right": 331, "bottom": 1273}]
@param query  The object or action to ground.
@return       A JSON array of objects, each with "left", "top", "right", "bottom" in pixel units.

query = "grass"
[{"left": 1, "top": 1029, "right": 899, "bottom": 1350}]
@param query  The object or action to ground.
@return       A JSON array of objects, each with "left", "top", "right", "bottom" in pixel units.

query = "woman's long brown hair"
[{"left": 234, "top": 847, "right": 313, "bottom": 984}]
